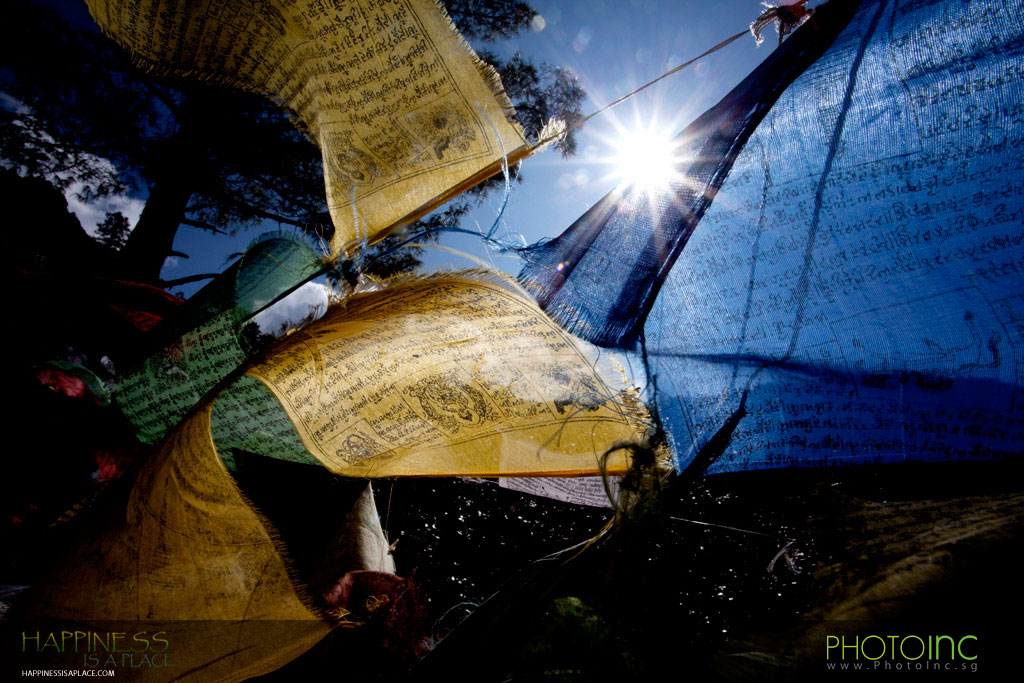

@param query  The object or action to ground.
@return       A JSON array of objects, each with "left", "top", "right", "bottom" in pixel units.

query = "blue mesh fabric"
[{"left": 525, "top": 0, "right": 1024, "bottom": 473}]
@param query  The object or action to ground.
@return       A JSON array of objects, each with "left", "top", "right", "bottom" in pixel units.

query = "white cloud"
[
  {"left": 253, "top": 281, "right": 329, "bottom": 335},
  {"left": 64, "top": 176, "right": 146, "bottom": 237},
  {"left": 0, "top": 92, "right": 31, "bottom": 115},
  {"left": 0, "top": 95, "right": 145, "bottom": 233}
]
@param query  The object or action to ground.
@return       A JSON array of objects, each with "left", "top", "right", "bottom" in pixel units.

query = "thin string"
[
  {"left": 530, "top": 1, "right": 816, "bottom": 151},
  {"left": 384, "top": 477, "right": 395, "bottom": 541},
  {"left": 474, "top": 105, "right": 514, "bottom": 241},
  {"left": 668, "top": 514, "right": 793, "bottom": 541},
  {"left": 531, "top": 29, "right": 749, "bottom": 150}
]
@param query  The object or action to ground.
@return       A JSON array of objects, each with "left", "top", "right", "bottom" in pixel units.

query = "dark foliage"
[
  {"left": 485, "top": 52, "right": 586, "bottom": 157},
  {"left": 1, "top": 2, "right": 330, "bottom": 283},
  {"left": 446, "top": 1, "right": 535, "bottom": 42},
  {"left": 1, "top": 1, "right": 585, "bottom": 286}
]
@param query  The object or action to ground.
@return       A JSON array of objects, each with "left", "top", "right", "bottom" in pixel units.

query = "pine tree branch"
[
  {"left": 180, "top": 218, "right": 227, "bottom": 235},
  {"left": 159, "top": 272, "right": 218, "bottom": 287},
  {"left": 224, "top": 200, "right": 308, "bottom": 228}
]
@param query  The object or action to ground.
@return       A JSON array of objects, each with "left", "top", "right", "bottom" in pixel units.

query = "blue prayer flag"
[{"left": 522, "top": 0, "right": 1024, "bottom": 473}]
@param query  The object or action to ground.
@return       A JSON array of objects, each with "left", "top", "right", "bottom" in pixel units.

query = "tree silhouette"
[
  {"left": 95, "top": 211, "right": 131, "bottom": 251},
  {"left": 1, "top": 1, "right": 585, "bottom": 286}
]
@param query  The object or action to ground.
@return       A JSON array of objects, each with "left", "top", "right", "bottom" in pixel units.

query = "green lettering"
[
  {"left": 958, "top": 635, "right": 977, "bottom": 661},
  {"left": 901, "top": 635, "right": 925, "bottom": 660},
  {"left": 862, "top": 635, "right": 886, "bottom": 661},
  {"left": 826, "top": 635, "right": 839, "bottom": 659}
]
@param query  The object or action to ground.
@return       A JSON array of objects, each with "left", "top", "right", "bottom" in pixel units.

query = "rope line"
[
  {"left": 531, "top": 29, "right": 749, "bottom": 150},
  {"left": 531, "top": 2, "right": 814, "bottom": 150}
]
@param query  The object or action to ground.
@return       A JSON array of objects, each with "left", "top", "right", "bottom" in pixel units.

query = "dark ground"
[{"left": 248, "top": 460, "right": 1024, "bottom": 681}]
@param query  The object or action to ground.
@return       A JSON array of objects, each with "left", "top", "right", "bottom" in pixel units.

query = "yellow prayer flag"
[
  {"left": 244, "top": 276, "right": 650, "bottom": 476},
  {"left": 17, "top": 405, "right": 371, "bottom": 681},
  {"left": 84, "top": 0, "right": 530, "bottom": 255}
]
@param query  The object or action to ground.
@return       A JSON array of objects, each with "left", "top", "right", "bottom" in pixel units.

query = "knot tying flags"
[{"left": 751, "top": 1, "right": 816, "bottom": 46}]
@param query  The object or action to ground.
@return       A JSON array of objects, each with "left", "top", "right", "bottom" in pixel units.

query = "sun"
[{"left": 611, "top": 125, "right": 682, "bottom": 191}]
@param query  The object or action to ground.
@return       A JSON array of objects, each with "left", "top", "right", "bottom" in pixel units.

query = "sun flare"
[{"left": 612, "top": 127, "right": 681, "bottom": 190}]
